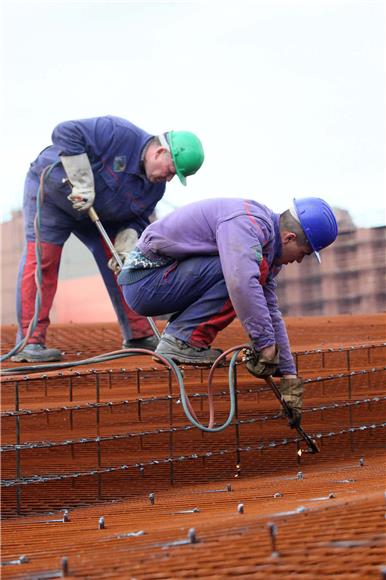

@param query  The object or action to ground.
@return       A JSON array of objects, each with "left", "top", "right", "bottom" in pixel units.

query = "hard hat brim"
[
  {"left": 176, "top": 171, "right": 187, "bottom": 186},
  {"left": 314, "top": 250, "right": 321, "bottom": 263}
]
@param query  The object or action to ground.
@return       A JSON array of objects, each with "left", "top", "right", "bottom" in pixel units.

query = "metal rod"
[
  {"left": 94, "top": 373, "right": 102, "bottom": 498},
  {"left": 168, "top": 368, "right": 174, "bottom": 484},
  {"left": 264, "top": 376, "right": 320, "bottom": 454},
  {"left": 15, "top": 382, "right": 21, "bottom": 515},
  {"left": 233, "top": 364, "right": 241, "bottom": 472},
  {"left": 135, "top": 368, "right": 141, "bottom": 395},
  {"left": 95, "top": 374, "right": 100, "bottom": 435},
  {"left": 68, "top": 376, "right": 73, "bottom": 402}
]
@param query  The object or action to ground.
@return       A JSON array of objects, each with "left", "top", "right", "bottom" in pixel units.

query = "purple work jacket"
[
  {"left": 137, "top": 198, "right": 296, "bottom": 375},
  {"left": 27, "top": 116, "right": 165, "bottom": 235}
]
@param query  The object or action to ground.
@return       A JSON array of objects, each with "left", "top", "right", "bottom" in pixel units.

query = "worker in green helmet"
[
  {"left": 12, "top": 116, "right": 204, "bottom": 363},
  {"left": 156, "top": 131, "right": 204, "bottom": 186}
]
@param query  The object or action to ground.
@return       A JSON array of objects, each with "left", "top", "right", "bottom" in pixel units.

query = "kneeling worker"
[{"left": 118, "top": 196, "right": 338, "bottom": 427}]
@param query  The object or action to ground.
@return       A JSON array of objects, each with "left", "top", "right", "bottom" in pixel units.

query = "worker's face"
[
  {"left": 145, "top": 148, "right": 176, "bottom": 183},
  {"left": 276, "top": 233, "right": 313, "bottom": 265}
]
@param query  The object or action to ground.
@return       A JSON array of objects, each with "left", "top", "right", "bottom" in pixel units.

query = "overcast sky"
[{"left": 1, "top": 0, "right": 385, "bottom": 227}]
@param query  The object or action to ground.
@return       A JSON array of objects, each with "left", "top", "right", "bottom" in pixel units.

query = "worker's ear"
[
  {"left": 282, "top": 231, "right": 297, "bottom": 245},
  {"left": 154, "top": 146, "right": 169, "bottom": 159}
]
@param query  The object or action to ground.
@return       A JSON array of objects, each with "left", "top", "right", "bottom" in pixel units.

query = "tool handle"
[{"left": 88, "top": 207, "right": 99, "bottom": 223}]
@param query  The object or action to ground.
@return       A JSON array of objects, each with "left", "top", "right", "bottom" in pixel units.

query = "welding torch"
[{"left": 264, "top": 375, "right": 320, "bottom": 454}]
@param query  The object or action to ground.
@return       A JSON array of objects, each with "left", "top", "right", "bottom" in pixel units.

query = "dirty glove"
[
  {"left": 245, "top": 345, "right": 280, "bottom": 378},
  {"left": 107, "top": 228, "right": 138, "bottom": 275},
  {"left": 278, "top": 377, "right": 304, "bottom": 428},
  {"left": 60, "top": 153, "right": 95, "bottom": 212}
]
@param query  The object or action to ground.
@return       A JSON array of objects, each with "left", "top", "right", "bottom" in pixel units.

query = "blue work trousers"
[
  {"left": 16, "top": 175, "right": 153, "bottom": 344},
  {"left": 121, "top": 256, "right": 236, "bottom": 347}
]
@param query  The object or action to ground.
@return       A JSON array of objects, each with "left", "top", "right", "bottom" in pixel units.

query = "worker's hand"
[
  {"left": 107, "top": 228, "right": 138, "bottom": 275},
  {"left": 245, "top": 345, "right": 280, "bottom": 378},
  {"left": 67, "top": 187, "right": 95, "bottom": 212},
  {"left": 60, "top": 153, "right": 95, "bottom": 212},
  {"left": 278, "top": 377, "right": 304, "bottom": 428}
]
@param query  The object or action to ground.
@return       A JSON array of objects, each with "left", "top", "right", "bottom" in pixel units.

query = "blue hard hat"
[{"left": 293, "top": 197, "right": 338, "bottom": 262}]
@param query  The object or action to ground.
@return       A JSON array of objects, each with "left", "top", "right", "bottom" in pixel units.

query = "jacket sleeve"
[
  {"left": 216, "top": 214, "right": 296, "bottom": 375},
  {"left": 216, "top": 215, "right": 276, "bottom": 351},
  {"left": 263, "top": 276, "right": 296, "bottom": 375},
  {"left": 51, "top": 117, "right": 115, "bottom": 160}
]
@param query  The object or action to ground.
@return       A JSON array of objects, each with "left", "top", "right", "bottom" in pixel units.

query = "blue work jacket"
[{"left": 28, "top": 116, "right": 166, "bottom": 234}]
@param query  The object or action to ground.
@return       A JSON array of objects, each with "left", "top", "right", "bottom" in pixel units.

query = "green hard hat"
[{"left": 167, "top": 131, "right": 204, "bottom": 185}]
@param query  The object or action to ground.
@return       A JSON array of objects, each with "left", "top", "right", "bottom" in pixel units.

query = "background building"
[
  {"left": 0, "top": 210, "right": 114, "bottom": 325},
  {"left": 276, "top": 209, "right": 386, "bottom": 316},
  {"left": 1, "top": 208, "right": 385, "bottom": 326}
]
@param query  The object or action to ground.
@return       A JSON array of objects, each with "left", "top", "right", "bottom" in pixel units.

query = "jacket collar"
[{"left": 272, "top": 212, "right": 282, "bottom": 261}]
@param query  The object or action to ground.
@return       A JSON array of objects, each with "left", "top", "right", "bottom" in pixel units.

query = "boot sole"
[
  {"left": 154, "top": 351, "right": 224, "bottom": 367},
  {"left": 10, "top": 354, "right": 62, "bottom": 363}
]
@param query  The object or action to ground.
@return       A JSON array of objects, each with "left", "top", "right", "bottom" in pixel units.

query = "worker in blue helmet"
[
  {"left": 292, "top": 197, "right": 338, "bottom": 262},
  {"left": 12, "top": 116, "right": 204, "bottom": 363},
  {"left": 118, "top": 195, "right": 338, "bottom": 428}
]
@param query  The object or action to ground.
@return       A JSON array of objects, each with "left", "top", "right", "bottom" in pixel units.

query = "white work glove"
[
  {"left": 107, "top": 228, "right": 138, "bottom": 275},
  {"left": 60, "top": 153, "right": 95, "bottom": 212}
]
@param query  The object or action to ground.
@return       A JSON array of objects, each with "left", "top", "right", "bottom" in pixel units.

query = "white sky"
[{"left": 1, "top": 0, "right": 385, "bottom": 227}]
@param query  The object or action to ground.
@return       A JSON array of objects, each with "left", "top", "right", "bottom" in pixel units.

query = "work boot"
[
  {"left": 154, "top": 334, "right": 223, "bottom": 366},
  {"left": 122, "top": 335, "right": 159, "bottom": 351},
  {"left": 11, "top": 343, "right": 62, "bottom": 363}
]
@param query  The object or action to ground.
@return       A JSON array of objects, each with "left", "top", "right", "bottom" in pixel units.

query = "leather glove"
[
  {"left": 245, "top": 346, "right": 280, "bottom": 378},
  {"left": 107, "top": 228, "right": 138, "bottom": 275},
  {"left": 278, "top": 377, "right": 304, "bottom": 428},
  {"left": 60, "top": 153, "right": 95, "bottom": 212}
]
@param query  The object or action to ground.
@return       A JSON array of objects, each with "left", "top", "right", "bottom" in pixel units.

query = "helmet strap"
[
  {"left": 158, "top": 133, "right": 170, "bottom": 152},
  {"left": 289, "top": 205, "right": 300, "bottom": 223}
]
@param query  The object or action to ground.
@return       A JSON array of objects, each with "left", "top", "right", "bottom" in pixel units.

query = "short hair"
[
  {"left": 280, "top": 209, "right": 309, "bottom": 247},
  {"left": 147, "top": 136, "right": 162, "bottom": 147}
]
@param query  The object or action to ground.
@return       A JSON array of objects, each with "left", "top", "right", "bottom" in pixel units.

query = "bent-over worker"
[
  {"left": 12, "top": 116, "right": 204, "bottom": 362},
  {"left": 118, "top": 196, "right": 338, "bottom": 427}
]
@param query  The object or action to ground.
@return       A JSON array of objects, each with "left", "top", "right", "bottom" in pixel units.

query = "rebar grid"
[
  {"left": 2, "top": 421, "right": 385, "bottom": 490},
  {"left": 1, "top": 342, "right": 384, "bottom": 383},
  {"left": 1, "top": 343, "right": 385, "bottom": 516},
  {"left": 1, "top": 366, "right": 383, "bottom": 418},
  {"left": 2, "top": 395, "right": 385, "bottom": 454}
]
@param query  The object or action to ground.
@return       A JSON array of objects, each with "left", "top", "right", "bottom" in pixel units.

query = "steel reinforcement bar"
[
  {"left": 2, "top": 421, "right": 385, "bottom": 487},
  {"left": 1, "top": 395, "right": 385, "bottom": 453},
  {"left": 0, "top": 343, "right": 384, "bottom": 383},
  {"left": 1, "top": 366, "right": 384, "bottom": 417}
]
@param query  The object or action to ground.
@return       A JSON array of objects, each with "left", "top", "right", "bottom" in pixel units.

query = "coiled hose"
[{"left": 0, "top": 345, "right": 251, "bottom": 433}]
